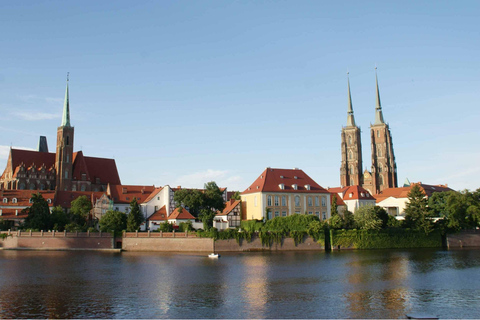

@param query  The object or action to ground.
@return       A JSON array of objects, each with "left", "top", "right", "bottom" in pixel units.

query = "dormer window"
[
  {"left": 292, "top": 184, "right": 298, "bottom": 190},
  {"left": 360, "top": 193, "right": 364, "bottom": 197},
  {"left": 279, "top": 183, "right": 285, "bottom": 190},
  {"left": 47, "top": 199, "right": 52, "bottom": 204},
  {"left": 305, "top": 184, "right": 311, "bottom": 190},
  {"left": 294, "top": 176, "right": 298, "bottom": 179},
  {"left": 280, "top": 175, "right": 284, "bottom": 179},
  {"left": 29, "top": 198, "right": 33, "bottom": 203},
  {"left": 2, "top": 198, "right": 7, "bottom": 203},
  {"left": 12, "top": 198, "right": 17, "bottom": 204},
  {"left": 349, "top": 193, "right": 353, "bottom": 198},
  {"left": 256, "top": 186, "right": 259, "bottom": 189},
  {"left": 260, "top": 175, "right": 263, "bottom": 179}
]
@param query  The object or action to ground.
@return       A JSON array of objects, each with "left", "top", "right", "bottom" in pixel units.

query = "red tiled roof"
[
  {"left": 328, "top": 192, "right": 346, "bottom": 206},
  {"left": 148, "top": 205, "right": 168, "bottom": 221},
  {"left": 242, "top": 168, "right": 328, "bottom": 195},
  {"left": 6, "top": 149, "right": 56, "bottom": 179},
  {"left": 0, "top": 208, "right": 28, "bottom": 219},
  {"left": 168, "top": 207, "right": 195, "bottom": 220},
  {"left": 0, "top": 190, "right": 55, "bottom": 207},
  {"left": 82, "top": 153, "right": 121, "bottom": 185},
  {"left": 217, "top": 199, "right": 241, "bottom": 216},
  {"left": 342, "top": 185, "right": 375, "bottom": 201},
  {"left": 374, "top": 183, "right": 454, "bottom": 203},
  {"left": 142, "top": 187, "right": 163, "bottom": 203},
  {"left": 108, "top": 184, "right": 156, "bottom": 204}
]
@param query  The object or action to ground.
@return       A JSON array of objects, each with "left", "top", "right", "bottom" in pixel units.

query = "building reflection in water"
[
  {"left": 344, "top": 252, "right": 411, "bottom": 318},
  {"left": 241, "top": 254, "right": 269, "bottom": 319}
]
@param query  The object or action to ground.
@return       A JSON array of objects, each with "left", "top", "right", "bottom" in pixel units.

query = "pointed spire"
[
  {"left": 61, "top": 73, "right": 71, "bottom": 127},
  {"left": 374, "top": 67, "right": 385, "bottom": 125},
  {"left": 346, "top": 72, "right": 356, "bottom": 127}
]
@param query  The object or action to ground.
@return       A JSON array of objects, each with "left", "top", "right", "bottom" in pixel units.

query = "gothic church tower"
[
  {"left": 368, "top": 69, "right": 397, "bottom": 194},
  {"left": 55, "top": 75, "right": 74, "bottom": 191},
  {"left": 340, "top": 74, "right": 363, "bottom": 187}
]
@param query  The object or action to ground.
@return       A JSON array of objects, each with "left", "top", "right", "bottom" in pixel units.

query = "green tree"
[
  {"left": 342, "top": 210, "right": 356, "bottom": 229},
  {"left": 231, "top": 191, "right": 241, "bottom": 200},
  {"left": 50, "top": 206, "right": 70, "bottom": 231},
  {"left": 203, "top": 181, "right": 225, "bottom": 212},
  {"left": 404, "top": 184, "right": 434, "bottom": 234},
  {"left": 354, "top": 205, "right": 383, "bottom": 230},
  {"left": 70, "top": 195, "right": 92, "bottom": 227},
  {"left": 126, "top": 198, "right": 143, "bottom": 231},
  {"left": 23, "top": 193, "right": 52, "bottom": 230},
  {"left": 158, "top": 221, "right": 174, "bottom": 232},
  {"left": 99, "top": 210, "right": 127, "bottom": 236},
  {"left": 331, "top": 194, "right": 338, "bottom": 216},
  {"left": 328, "top": 214, "right": 344, "bottom": 229},
  {"left": 174, "top": 189, "right": 204, "bottom": 217}
]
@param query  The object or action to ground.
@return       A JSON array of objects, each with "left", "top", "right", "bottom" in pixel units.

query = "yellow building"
[{"left": 241, "top": 168, "right": 331, "bottom": 221}]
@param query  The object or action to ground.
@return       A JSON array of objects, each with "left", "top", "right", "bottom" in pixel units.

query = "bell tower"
[
  {"left": 55, "top": 74, "right": 74, "bottom": 191},
  {"left": 369, "top": 68, "right": 397, "bottom": 194},
  {"left": 340, "top": 73, "right": 363, "bottom": 187}
]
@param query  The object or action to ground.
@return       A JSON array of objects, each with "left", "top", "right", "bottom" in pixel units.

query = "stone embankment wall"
[
  {"left": 0, "top": 231, "right": 114, "bottom": 250},
  {"left": 122, "top": 232, "right": 324, "bottom": 252},
  {"left": 447, "top": 230, "right": 480, "bottom": 248}
]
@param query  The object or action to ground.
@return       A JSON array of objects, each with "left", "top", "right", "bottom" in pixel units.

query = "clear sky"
[{"left": 1, "top": 1, "right": 479, "bottom": 192}]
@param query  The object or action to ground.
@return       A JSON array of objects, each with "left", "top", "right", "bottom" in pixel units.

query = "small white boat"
[
  {"left": 406, "top": 313, "right": 439, "bottom": 320},
  {"left": 208, "top": 253, "right": 220, "bottom": 258}
]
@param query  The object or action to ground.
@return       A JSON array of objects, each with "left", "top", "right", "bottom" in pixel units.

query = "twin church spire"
[
  {"left": 61, "top": 73, "right": 71, "bottom": 127},
  {"left": 340, "top": 68, "right": 397, "bottom": 194}
]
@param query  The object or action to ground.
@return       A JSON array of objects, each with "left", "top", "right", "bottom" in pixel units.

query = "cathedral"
[
  {"left": 340, "top": 69, "right": 398, "bottom": 195},
  {"left": 0, "top": 77, "right": 121, "bottom": 192}
]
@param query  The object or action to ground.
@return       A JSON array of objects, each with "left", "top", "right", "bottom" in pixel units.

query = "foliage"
[
  {"left": 0, "top": 233, "right": 12, "bottom": 240},
  {"left": 387, "top": 215, "right": 402, "bottom": 228},
  {"left": 178, "top": 221, "right": 193, "bottom": 232},
  {"left": 331, "top": 228, "right": 442, "bottom": 249},
  {"left": 342, "top": 210, "right": 356, "bottom": 229},
  {"left": 231, "top": 191, "right": 241, "bottom": 200},
  {"left": 98, "top": 210, "right": 127, "bottom": 236},
  {"left": 0, "top": 218, "right": 13, "bottom": 231},
  {"left": 70, "top": 195, "right": 92, "bottom": 226},
  {"left": 328, "top": 214, "right": 345, "bottom": 229},
  {"left": 126, "top": 198, "right": 143, "bottom": 232},
  {"left": 64, "top": 222, "right": 85, "bottom": 232},
  {"left": 203, "top": 181, "right": 225, "bottom": 212},
  {"left": 23, "top": 193, "right": 52, "bottom": 231},
  {"left": 354, "top": 205, "right": 383, "bottom": 230},
  {"left": 404, "top": 184, "right": 434, "bottom": 234},
  {"left": 331, "top": 194, "right": 338, "bottom": 217},
  {"left": 50, "top": 206, "right": 70, "bottom": 231},
  {"left": 263, "top": 214, "right": 319, "bottom": 233},
  {"left": 306, "top": 220, "right": 325, "bottom": 242},
  {"left": 158, "top": 221, "right": 174, "bottom": 232},
  {"left": 241, "top": 220, "right": 264, "bottom": 232},
  {"left": 174, "top": 189, "right": 205, "bottom": 216},
  {"left": 200, "top": 208, "right": 216, "bottom": 230}
]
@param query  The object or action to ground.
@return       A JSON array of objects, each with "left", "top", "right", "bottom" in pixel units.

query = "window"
[
  {"left": 267, "top": 196, "right": 272, "bottom": 206},
  {"left": 12, "top": 198, "right": 17, "bottom": 204},
  {"left": 377, "top": 130, "right": 380, "bottom": 138},
  {"left": 281, "top": 196, "right": 286, "bottom": 206},
  {"left": 19, "top": 183, "right": 25, "bottom": 190},
  {"left": 66, "top": 136, "right": 70, "bottom": 145},
  {"left": 66, "top": 154, "right": 69, "bottom": 163},
  {"left": 282, "top": 211, "right": 287, "bottom": 217},
  {"left": 308, "top": 211, "right": 313, "bottom": 215},
  {"left": 348, "top": 135, "right": 352, "bottom": 145},
  {"left": 305, "top": 184, "right": 311, "bottom": 190},
  {"left": 267, "top": 211, "right": 272, "bottom": 220},
  {"left": 292, "top": 184, "right": 298, "bottom": 190},
  {"left": 279, "top": 183, "right": 285, "bottom": 190},
  {"left": 274, "top": 196, "right": 279, "bottom": 206},
  {"left": 348, "top": 151, "right": 352, "bottom": 160},
  {"left": 315, "top": 197, "right": 319, "bottom": 206},
  {"left": 315, "top": 211, "right": 320, "bottom": 217},
  {"left": 47, "top": 199, "right": 52, "bottom": 204},
  {"left": 307, "top": 197, "right": 312, "bottom": 206},
  {"left": 65, "top": 170, "right": 68, "bottom": 179},
  {"left": 322, "top": 212, "right": 327, "bottom": 220},
  {"left": 29, "top": 198, "right": 33, "bottom": 203},
  {"left": 157, "top": 197, "right": 160, "bottom": 200},
  {"left": 294, "top": 195, "right": 300, "bottom": 207},
  {"left": 29, "top": 183, "right": 35, "bottom": 190},
  {"left": 349, "top": 193, "right": 353, "bottom": 198},
  {"left": 2, "top": 198, "right": 7, "bottom": 203},
  {"left": 82, "top": 173, "right": 87, "bottom": 181},
  {"left": 379, "top": 175, "right": 384, "bottom": 185},
  {"left": 350, "top": 178, "right": 354, "bottom": 185},
  {"left": 321, "top": 196, "right": 326, "bottom": 206},
  {"left": 275, "top": 211, "right": 280, "bottom": 217},
  {"left": 80, "top": 185, "right": 86, "bottom": 191}
]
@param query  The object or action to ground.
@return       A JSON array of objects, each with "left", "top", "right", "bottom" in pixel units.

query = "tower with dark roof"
[
  {"left": 340, "top": 73, "right": 363, "bottom": 187},
  {"left": 55, "top": 75, "right": 74, "bottom": 191},
  {"left": 368, "top": 69, "right": 397, "bottom": 194}
]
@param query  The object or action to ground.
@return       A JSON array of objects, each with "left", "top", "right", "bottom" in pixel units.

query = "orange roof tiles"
[
  {"left": 168, "top": 207, "right": 195, "bottom": 220},
  {"left": 55, "top": 191, "right": 104, "bottom": 208},
  {"left": 242, "top": 168, "right": 328, "bottom": 195},
  {"left": 108, "top": 184, "right": 156, "bottom": 204},
  {"left": 217, "top": 199, "right": 241, "bottom": 216},
  {"left": 148, "top": 205, "right": 168, "bottom": 221},
  {"left": 142, "top": 187, "right": 163, "bottom": 203},
  {"left": 374, "top": 183, "right": 454, "bottom": 203},
  {"left": 0, "top": 190, "right": 55, "bottom": 207}
]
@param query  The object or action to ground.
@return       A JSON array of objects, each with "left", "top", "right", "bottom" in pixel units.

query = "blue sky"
[{"left": 1, "top": 1, "right": 479, "bottom": 192}]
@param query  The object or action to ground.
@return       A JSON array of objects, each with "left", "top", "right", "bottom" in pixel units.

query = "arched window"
[
  {"left": 81, "top": 184, "right": 86, "bottom": 191},
  {"left": 2, "top": 198, "right": 7, "bottom": 203},
  {"left": 19, "top": 183, "right": 26, "bottom": 190},
  {"left": 66, "top": 136, "right": 70, "bottom": 146},
  {"left": 66, "top": 154, "right": 69, "bottom": 163},
  {"left": 379, "top": 175, "right": 384, "bottom": 185},
  {"left": 348, "top": 135, "right": 352, "bottom": 145},
  {"left": 348, "top": 151, "right": 352, "bottom": 160},
  {"left": 65, "top": 170, "right": 69, "bottom": 179},
  {"left": 294, "top": 196, "right": 300, "bottom": 207},
  {"left": 267, "top": 196, "right": 272, "bottom": 206},
  {"left": 377, "top": 130, "right": 380, "bottom": 138},
  {"left": 40, "top": 184, "right": 45, "bottom": 190},
  {"left": 378, "top": 148, "right": 382, "bottom": 157},
  {"left": 350, "top": 178, "right": 354, "bottom": 185},
  {"left": 12, "top": 198, "right": 17, "bottom": 204},
  {"left": 349, "top": 166, "right": 354, "bottom": 174},
  {"left": 29, "top": 183, "right": 35, "bottom": 190}
]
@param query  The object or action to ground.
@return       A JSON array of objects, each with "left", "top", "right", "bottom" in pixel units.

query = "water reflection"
[{"left": 1, "top": 249, "right": 480, "bottom": 318}]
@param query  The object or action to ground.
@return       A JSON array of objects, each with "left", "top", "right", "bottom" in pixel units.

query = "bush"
[
  {"left": 158, "top": 221, "right": 174, "bottom": 232},
  {"left": 178, "top": 221, "right": 194, "bottom": 232}
]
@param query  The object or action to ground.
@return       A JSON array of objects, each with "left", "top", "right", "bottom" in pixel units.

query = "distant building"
[
  {"left": 214, "top": 199, "right": 241, "bottom": 230},
  {"left": 374, "top": 182, "right": 454, "bottom": 217},
  {"left": 241, "top": 168, "right": 331, "bottom": 221},
  {"left": 340, "top": 69, "right": 398, "bottom": 195},
  {"left": 0, "top": 77, "right": 121, "bottom": 192},
  {"left": 328, "top": 185, "right": 376, "bottom": 213}
]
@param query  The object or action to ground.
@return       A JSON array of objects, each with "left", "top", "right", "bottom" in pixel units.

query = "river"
[{"left": 0, "top": 248, "right": 479, "bottom": 318}]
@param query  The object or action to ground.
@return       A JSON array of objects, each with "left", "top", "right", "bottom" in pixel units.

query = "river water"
[{"left": 0, "top": 248, "right": 479, "bottom": 319}]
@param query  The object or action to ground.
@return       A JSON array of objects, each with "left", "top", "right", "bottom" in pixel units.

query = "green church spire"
[
  {"left": 374, "top": 67, "right": 385, "bottom": 125},
  {"left": 61, "top": 73, "right": 71, "bottom": 127},
  {"left": 346, "top": 72, "right": 356, "bottom": 127}
]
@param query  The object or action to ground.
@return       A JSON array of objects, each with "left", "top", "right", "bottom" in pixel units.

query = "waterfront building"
[
  {"left": 214, "top": 199, "right": 241, "bottom": 230},
  {"left": 241, "top": 168, "right": 331, "bottom": 221},
  {"left": 339, "top": 69, "right": 398, "bottom": 195},
  {"left": 329, "top": 191, "right": 347, "bottom": 214},
  {"left": 0, "top": 77, "right": 121, "bottom": 192},
  {"left": 328, "top": 185, "right": 376, "bottom": 213},
  {"left": 0, "top": 190, "right": 55, "bottom": 227},
  {"left": 374, "top": 181, "right": 453, "bottom": 217}
]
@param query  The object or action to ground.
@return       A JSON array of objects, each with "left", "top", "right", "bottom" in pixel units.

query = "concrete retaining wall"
[
  {"left": 447, "top": 230, "right": 480, "bottom": 248},
  {"left": 122, "top": 237, "right": 214, "bottom": 252}
]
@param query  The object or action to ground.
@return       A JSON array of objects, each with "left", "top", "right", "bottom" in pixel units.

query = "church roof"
[{"left": 242, "top": 168, "right": 328, "bottom": 195}]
